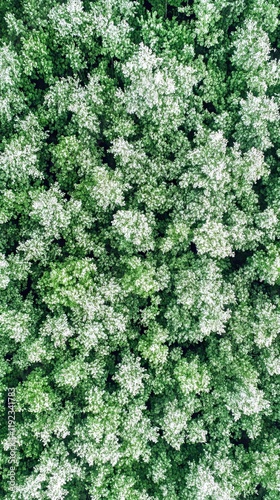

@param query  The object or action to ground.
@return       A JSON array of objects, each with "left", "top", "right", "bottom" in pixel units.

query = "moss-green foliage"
[{"left": 1, "top": 0, "right": 280, "bottom": 498}]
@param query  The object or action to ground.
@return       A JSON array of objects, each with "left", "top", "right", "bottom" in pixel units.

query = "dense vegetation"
[{"left": 1, "top": 0, "right": 280, "bottom": 498}]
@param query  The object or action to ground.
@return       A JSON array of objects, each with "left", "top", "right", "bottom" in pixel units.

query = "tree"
[{"left": 1, "top": 0, "right": 280, "bottom": 498}]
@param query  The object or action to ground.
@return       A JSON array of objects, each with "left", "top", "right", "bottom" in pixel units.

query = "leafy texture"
[{"left": 1, "top": 1, "right": 280, "bottom": 499}]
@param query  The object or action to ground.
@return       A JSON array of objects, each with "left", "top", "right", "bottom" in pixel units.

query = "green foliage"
[{"left": 1, "top": 0, "right": 280, "bottom": 499}]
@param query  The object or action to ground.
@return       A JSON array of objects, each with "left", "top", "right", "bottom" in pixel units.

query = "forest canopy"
[{"left": 1, "top": 1, "right": 280, "bottom": 499}]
